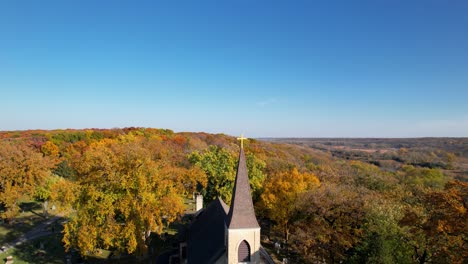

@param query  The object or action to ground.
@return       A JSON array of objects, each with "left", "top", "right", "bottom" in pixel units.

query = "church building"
[{"left": 181, "top": 138, "right": 273, "bottom": 264}]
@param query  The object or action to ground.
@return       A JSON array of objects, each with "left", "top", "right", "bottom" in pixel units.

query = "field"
[{"left": 263, "top": 137, "right": 468, "bottom": 181}]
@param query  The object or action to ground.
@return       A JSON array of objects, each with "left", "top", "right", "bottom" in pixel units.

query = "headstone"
[
  {"left": 195, "top": 194, "right": 203, "bottom": 212},
  {"left": 6, "top": 255, "right": 13, "bottom": 264},
  {"left": 275, "top": 241, "right": 281, "bottom": 254}
]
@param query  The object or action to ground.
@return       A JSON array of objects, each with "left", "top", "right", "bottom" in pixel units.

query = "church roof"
[
  {"left": 187, "top": 197, "right": 227, "bottom": 264},
  {"left": 226, "top": 148, "right": 260, "bottom": 229}
]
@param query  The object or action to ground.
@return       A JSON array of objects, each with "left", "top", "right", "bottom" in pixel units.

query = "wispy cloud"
[{"left": 257, "top": 98, "right": 277, "bottom": 107}]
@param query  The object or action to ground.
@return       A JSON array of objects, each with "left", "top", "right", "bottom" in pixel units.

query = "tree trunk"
[
  {"left": 284, "top": 224, "right": 290, "bottom": 259},
  {"left": 419, "top": 249, "right": 427, "bottom": 264},
  {"left": 43, "top": 200, "right": 49, "bottom": 218}
]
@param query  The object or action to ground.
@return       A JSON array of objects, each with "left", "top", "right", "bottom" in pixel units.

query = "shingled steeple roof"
[{"left": 226, "top": 147, "right": 260, "bottom": 229}]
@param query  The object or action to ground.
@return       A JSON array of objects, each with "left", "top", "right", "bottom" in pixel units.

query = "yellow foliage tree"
[
  {"left": 50, "top": 177, "right": 80, "bottom": 212},
  {"left": 41, "top": 141, "right": 60, "bottom": 158},
  {"left": 261, "top": 168, "right": 320, "bottom": 242},
  {"left": 62, "top": 138, "right": 205, "bottom": 256},
  {"left": 0, "top": 141, "right": 55, "bottom": 220}
]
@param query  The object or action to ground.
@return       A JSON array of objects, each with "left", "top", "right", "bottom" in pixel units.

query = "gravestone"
[{"left": 5, "top": 255, "right": 13, "bottom": 264}]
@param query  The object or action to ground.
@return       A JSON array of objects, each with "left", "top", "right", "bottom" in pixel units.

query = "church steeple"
[
  {"left": 225, "top": 135, "right": 261, "bottom": 264},
  {"left": 226, "top": 138, "right": 260, "bottom": 229}
]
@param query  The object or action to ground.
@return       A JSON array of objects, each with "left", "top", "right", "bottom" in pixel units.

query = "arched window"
[{"left": 238, "top": 240, "right": 251, "bottom": 262}]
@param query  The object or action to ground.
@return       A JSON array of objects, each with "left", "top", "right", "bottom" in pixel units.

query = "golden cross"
[{"left": 237, "top": 134, "right": 247, "bottom": 149}]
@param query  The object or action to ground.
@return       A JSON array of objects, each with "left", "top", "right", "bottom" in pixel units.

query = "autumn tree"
[
  {"left": 260, "top": 167, "right": 320, "bottom": 243},
  {"left": 399, "top": 180, "right": 468, "bottom": 263},
  {"left": 34, "top": 174, "right": 59, "bottom": 217},
  {"left": 62, "top": 138, "right": 204, "bottom": 256},
  {"left": 0, "top": 141, "right": 55, "bottom": 220},
  {"left": 445, "top": 152, "right": 456, "bottom": 169},
  {"left": 40, "top": 140, "right": 60, "bottom": 158},
  {"left": 49, "top": 176, "right": 80, "bottom": 213},
  {"left": 291, "top": 184, "right": 367, "bottom": 264},
  {"left": 349, "top": 160, "right": 398, "bottom": 192},
  {"left": 424, "top": 180, "right": 468, "bottom": 263}
]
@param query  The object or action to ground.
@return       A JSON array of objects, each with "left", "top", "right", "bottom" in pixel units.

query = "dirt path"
[{"left": 1, "top": 216, "right": 61, "bottom": 253}]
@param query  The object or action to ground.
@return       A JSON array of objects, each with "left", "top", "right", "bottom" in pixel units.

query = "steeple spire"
[{"left": 226, "top": 140, "right": 260, "bottom": 229}]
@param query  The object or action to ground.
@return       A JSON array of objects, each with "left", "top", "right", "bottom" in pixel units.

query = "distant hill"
[{"left": 261, "top": 137, "right": 468, "bottom": 181}]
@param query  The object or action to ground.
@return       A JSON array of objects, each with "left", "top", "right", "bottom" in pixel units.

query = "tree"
[
  {"left": 398, "top": 165, "right": 447, "bottom": 190},
  {"left": 0, "top": 141, "right": 55, "bottom": 220},
  {"left": 53, "top": 160, "right": 76, "bottom": 179},
  {"left": 49, "top": 176, "right": 80, "bottom": 212},
  {"left": 291, "top": 184, "right": 366, "bottom": 264},
  {"left": 349, "top": 160, "right": 398, "bottom": 192},
  {"left": 260, "top": 168, "right": 320, "bottom": 243},
  {"left": 425, "top": 180, "right": 468, "bottom": 263},
  {"left": 399, "top": 180, "right": 468, "bottom": 263},
  {"left": 350, "top": 194, "right": 413, "bottom": 264},
  {"left": 189, "top": 146, "right": 265, "bottom": 204},
  {"left": 189, "top": 146, "right": 236, "bottom": 204},
  {"left": 62, "top": 138, "right": 200, "bottom": 256},
  {"left": 445, "top": 152, "right": 456, "bottom": 169},
  {"left": 246, "top": 152, "right": 267, "bottom": 201},
  {"left": 40, "top": 140, "right": 60, "bottom": 158},
  {"left": 34, "top": 174, "right": 58, "bottom": 218}
]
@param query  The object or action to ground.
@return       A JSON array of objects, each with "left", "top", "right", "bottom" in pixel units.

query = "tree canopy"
[
  {"left": 0, "top": 140, "right": 56, "bottom": 219},
  {"left": 0, "top": 128, "right": 465, "bottom": 263}
]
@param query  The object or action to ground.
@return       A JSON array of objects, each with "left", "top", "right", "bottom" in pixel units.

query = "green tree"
[
  {"left": 350, "top": 195, "right": 413, "bottom": 264},
  {"left": 349, "top": 160, "right": 398, "bottom": 192},
  {"left": 34, "top": 174, "right": 59, "bottom": 218},
  {"left": 53, "top": 160, "right": 76, "bottom": 179},
  {"left": 399, "top": 165, "right": 447, "bottom": 189},
  {"left": 189, "top": 146, "right": 265, "bottom": 204}
]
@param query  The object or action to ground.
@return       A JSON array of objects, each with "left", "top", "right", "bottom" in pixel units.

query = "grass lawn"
[
  {"left": 0, "top": 202, "right": 48, "bottom": 245},
  {"left": 0, "top": 200, "right": 67, "bottom": 263},
  {"left": 0, "top": 234, "right": 65, "bottom": 264}
]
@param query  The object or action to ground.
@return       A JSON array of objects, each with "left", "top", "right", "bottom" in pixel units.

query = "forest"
[{"left": 0, "top": 128, "right": 466, "bottom": 263}]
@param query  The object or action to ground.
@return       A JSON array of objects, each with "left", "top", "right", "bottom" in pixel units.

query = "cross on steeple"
[
  {"left": 237, "top": 134, "right": 247, "bottom": 149},
  {"left": 228, "top": 132, "right": 261, "bottom": 263}
]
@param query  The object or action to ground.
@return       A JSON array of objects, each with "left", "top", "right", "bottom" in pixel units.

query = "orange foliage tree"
[
  {"left": 400, "top": 180, "right": 468, "bottom": 263},
  {"left": 291, "top": 184, "right": 367, "bottom": 263}
]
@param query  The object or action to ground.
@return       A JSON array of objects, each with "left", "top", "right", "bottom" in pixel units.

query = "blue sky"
[{"left": 1, "top": 1, "right": 467, "bottom": 137}]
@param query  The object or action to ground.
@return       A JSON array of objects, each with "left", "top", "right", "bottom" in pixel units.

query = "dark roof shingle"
[
  {"left": 187, "top": 197, "right": 227, "bottom": 264},
  {"left": 226, "top": 148, "right": 260, "bottom": 229}
]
